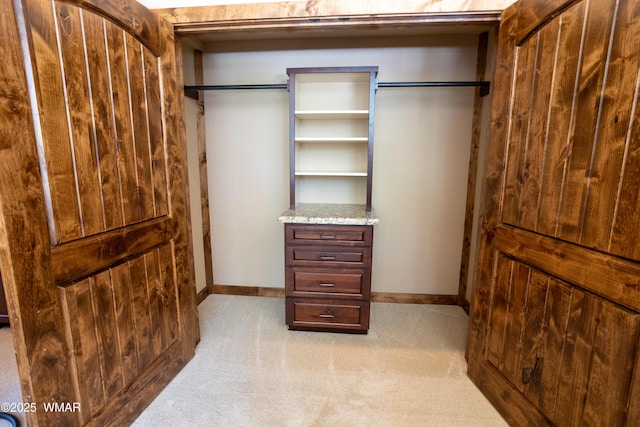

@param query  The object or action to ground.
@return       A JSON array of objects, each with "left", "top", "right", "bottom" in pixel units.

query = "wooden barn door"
[
  {"left": 0, "top": 0, "right": 198, "bottom": 425},
  {"left": 467, "top": 0, "right": 640, "bottom": 425}
]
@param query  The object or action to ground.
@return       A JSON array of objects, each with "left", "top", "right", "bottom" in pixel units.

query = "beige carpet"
[
  {"left": 0, "top": 325, "right": 25, "bottom": 427},
  {"left": 133, "top": 295, "right": 506, "bottom": 427},
  {"left": 0, "top": 295, "right": 507, "bottom": 426}
]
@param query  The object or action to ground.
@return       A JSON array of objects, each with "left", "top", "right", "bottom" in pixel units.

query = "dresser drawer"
[
  {"left": 286, "top": 298, "right": 370, "bottom": 332},
  {"left": 285, "top": 246, "right": 372, "bottom": 268},
  {"left": 286, "top": 268, "right": 371, "bottom": 299},
  {"left": 285, "top": 224, "right": 373, "bottom": 246}
]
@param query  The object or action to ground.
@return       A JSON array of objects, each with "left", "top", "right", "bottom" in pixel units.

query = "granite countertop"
[{"left": 278, "top": 203, "right": 379, "bottom": 225}]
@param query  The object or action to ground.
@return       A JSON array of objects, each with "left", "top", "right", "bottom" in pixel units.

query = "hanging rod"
[
  {"left": 184, "top": 80, "right": 490, "bottom": 99},
  {"left": 378, "top": 81, "right": 489, "bottom": 88},
  {"left": 184, "top": 84, "right": 287, "bottom": 100},
  {"left": 186, "top": 83, "right": 289, "bottom": 91}
]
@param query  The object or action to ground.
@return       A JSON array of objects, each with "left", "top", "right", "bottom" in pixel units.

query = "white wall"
[
  {"left": 204, "top": 36, "right": 478, "bottom": 295},
  {"left": 205, "top": 56, "right": 289, "bottom": 288}
]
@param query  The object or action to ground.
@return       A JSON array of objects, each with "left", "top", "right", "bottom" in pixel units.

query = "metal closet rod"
[
  {"left": 378, "top": 81, "right": 489, "bottom": 88},
  {"left": 184, "top": 81, "right": 490, "bottom": 91}
]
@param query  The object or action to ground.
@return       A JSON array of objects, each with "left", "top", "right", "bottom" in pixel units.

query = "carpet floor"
[
  {"left": 0, "top": 294, "right": 507, "bottom": 426},
  {"left": 0, "top": 325, "right": 24, "bottom": 426},
  {"left": 133, "top": 295, "right": 506, "bottom": 427}
]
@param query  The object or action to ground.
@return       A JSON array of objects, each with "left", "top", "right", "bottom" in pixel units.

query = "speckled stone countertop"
[{"left": 278, "top": 203, "right": 379, "bottom": 225}]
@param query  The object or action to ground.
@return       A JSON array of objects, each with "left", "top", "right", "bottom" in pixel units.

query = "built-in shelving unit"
[
  {"left": 287, "top": 66, "right": 378, "bottom": 212},
  {"left": 282, "top": 67, "right": 379, "bottom": 334}
]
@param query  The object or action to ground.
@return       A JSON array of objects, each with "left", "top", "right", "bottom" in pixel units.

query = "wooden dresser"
[
  {"left": 282, "top": 67, "right": 379, "bottom": 333},
  {"left": 280, "top": 203, "right": 378, "bottom": 333}
]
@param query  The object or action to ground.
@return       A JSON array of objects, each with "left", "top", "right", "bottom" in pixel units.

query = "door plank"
[
  {"left": 158, "top": 244, "right": 179, "bottom": 347},
  {"left": 520, "top": 271, "right": 550, "bottom": 400},
  {"left": 105, "top": 24, "right": 141, "bottom": 224},
  {"left": 606, "top": 1, "right": 640, "bottom": 260},
  {"left": 518, "top": 19, "right": 558, "bottom": 230},
  {"left": 485, "top": 254, "right": 514, "bottom": 372},
  {"left": 556, "top": 0, "right": 616, "bottom": 243},
  {"left": 536, "top": 279, "right": 572, "bottom": 419},
  {"left": 59, "top": 283, "right": 91, "bottom": 425},
  {"left": 581, "top": 303, "right": 639, "bottom": 425},
  {"left": 581, "top": 0, "right": 640, "bottom": 253},
  {"left": 110, "top": 262, "right": 140, "bottom": 386},
  {"left": 55, "top": 2, "right": 104, "bottom": 237},
  {"left": 144, "top": 250, "right": 163, "bottom": 357},
  {"left": 126, "top": 35, "right": 155, "bottom": 221},
  {"left": 62, "top": 279, "right": 107, "bottom": 419},
  {"left": 627, "top": 334, "right": 640, "bottom": 423},
  {"left": 501, "top": 262, "right": 529, "bottom": 384},
  {"left": 128, "top": 256, "right": 154, "bottom": 372},
  {"left": 82, "top": 11, "right": 124, "bottom": 231},
  {"left": 536, "top": 2, "right": 586, "bottom": 237},
  {"left": 24, "top": 0, "right": 82, "bottom": 242},
  {"left": 609, "top": 88, "right": 640, "bottom": 260},
  {"left": 143, "top": 48, "right": 169, "bottom": 217},
  {"left": 92, "top": 270, "right": 125, "bottom": 400},
  {"left": 502, "top": 33, "right": 538, "bottom": 226}
]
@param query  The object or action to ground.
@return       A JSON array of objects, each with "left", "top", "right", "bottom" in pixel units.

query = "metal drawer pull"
[
  {"left": 319, "top": 256, "right": 336, "bottom": 261},
  {"left": 319, "top": 283, "right": 336, "bottom": 287},
  {"left": 320, "top": 234, "right": 336, "bottom": 239},
  {"left": 319, "top": 313, "right": 336, "bottom": 318}
]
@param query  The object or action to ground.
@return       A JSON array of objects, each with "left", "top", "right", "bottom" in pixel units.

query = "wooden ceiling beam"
[{"left": 154, "top": 1, "right": 513, "bottom": 41}]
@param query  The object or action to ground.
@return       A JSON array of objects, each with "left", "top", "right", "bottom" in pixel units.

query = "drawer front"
[
  {"left": 286, "top": 298, "right": 370, "bottom": 331},
  {"left": 285, "top": 246, "right": 372, "bottom": 268},
  {"left": 285, "top": 224, "right": 373, "bottom": 246},
  {"left": 286, "top": 268, "right": 370, "bottom": 299}
]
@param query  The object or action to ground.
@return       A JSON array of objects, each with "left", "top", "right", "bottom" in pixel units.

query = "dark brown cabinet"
[{"left": 284, "top": 224, "right": 373, "bottom": 333}]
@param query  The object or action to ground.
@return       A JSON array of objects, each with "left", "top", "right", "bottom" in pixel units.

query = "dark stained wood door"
[
  {"left": 0, "top": 0, "right": 198, "bottom": 425},
  {"left": 467, "top": 0, "right": 640, "bottom": 425}
]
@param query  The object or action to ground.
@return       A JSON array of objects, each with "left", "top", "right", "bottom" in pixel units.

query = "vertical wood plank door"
[
  {"left": 0, "top": 0, "right": 199, "bottom": 425},
  {"left": 467, "top": 0, "right": 640, "bottom": 425}
]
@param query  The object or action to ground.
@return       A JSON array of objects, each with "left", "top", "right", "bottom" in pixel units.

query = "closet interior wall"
[{"left": 179, "top": 30, "right": 496, "bottom": 305}]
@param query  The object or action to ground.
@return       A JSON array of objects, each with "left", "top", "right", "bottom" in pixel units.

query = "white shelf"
[
  {"left": 295, "top": 110, "right": 369, "bottom": 119},
  {"left": 295, "top": 137, "right": 368, "bottom": 143},
  {"left": 287, "top": 66, "right": 377, "bottom": 209},
  {"left": 295, "top": 171, "right": 368, "bottom": 177}
]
